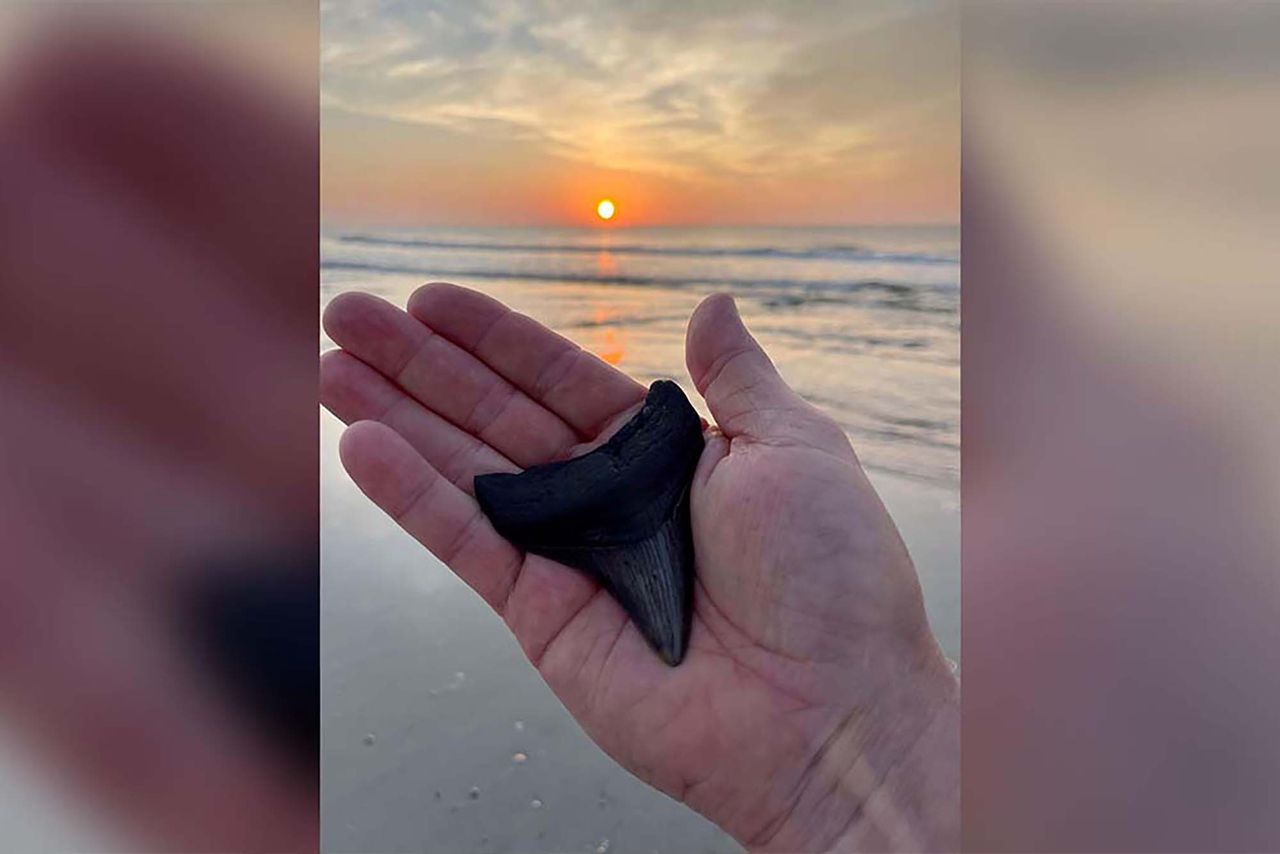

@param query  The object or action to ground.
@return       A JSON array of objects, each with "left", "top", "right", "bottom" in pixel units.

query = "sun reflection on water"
[
  {"left": 588, "top": 305, "right": 626, "bottom": 366},
  {"left": 595, "top": 250, "right": 618, "bottom": 278}
]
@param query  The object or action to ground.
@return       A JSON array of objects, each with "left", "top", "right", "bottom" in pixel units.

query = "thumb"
[{"left": 685, "top": 293, "right": 807, "bottom": 438}]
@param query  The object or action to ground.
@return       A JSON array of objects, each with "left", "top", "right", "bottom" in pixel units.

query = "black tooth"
[{"left": 475, "top": 380, "right": 703, "bottom": 666}]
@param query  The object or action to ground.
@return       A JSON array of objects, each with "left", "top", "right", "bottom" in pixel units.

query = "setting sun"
[{"left": 595, "top": 198, "right": 616, "bottom": 221}]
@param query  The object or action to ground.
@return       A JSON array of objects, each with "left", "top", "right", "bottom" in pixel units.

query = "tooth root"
[{"left": 475, "top": 380, "right": 703, "bottom": 666}]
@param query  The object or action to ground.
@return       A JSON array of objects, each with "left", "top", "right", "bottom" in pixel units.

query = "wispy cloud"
[{"left": 322, "top": 0, "right": 958, "bottom": 224}]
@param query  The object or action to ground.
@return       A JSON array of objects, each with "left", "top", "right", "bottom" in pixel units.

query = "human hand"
[{"left": 322, "top": 284, "right": 958, "bottom": 852}]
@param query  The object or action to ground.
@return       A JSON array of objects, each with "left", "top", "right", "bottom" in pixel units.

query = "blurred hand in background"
[
  {"left": 322, "top": 284, "right": 959, "bottom": 852},
  {"left": 0, "top": 12, "right": 317, "bottom": 851}
]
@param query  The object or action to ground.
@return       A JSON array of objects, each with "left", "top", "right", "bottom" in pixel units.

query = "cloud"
[{"left": 321, "top": 0, "right": 959, "bottom": 223}]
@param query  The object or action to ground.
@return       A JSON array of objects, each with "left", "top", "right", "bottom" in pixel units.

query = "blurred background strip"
[
  {"left": 963, "top": 2, "right": 1280, "bottom": 851},
  {"left": 0, "top": 3, "right": 318, "bottom": 850}
]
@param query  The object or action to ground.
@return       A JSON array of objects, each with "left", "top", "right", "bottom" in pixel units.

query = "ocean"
[
  {"left": 320, "top": 224, "right": 959, "bottom": 853},
  {"left": 322, "top": 224, "right": 959, "bottom": 486}
]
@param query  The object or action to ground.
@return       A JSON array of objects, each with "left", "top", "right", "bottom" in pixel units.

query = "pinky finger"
[{"left": 338, "top": 420, "right": 522, "bottom": 613}]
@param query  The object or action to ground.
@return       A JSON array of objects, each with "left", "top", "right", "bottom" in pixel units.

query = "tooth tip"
[{"left": 658, "top": 643, "right": 685, "bottom": 667}]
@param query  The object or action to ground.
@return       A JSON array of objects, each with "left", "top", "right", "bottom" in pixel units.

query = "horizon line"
[{"left": 320, "top": 218, "right": 961, "bottom": 231}]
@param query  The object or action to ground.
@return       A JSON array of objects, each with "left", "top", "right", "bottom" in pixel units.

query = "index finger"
[{"left": 408, "top": 283, "right": 645, "bottom": 438}]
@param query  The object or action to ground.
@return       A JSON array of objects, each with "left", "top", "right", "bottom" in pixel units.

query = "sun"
[{"left": 595, "top": 198, "right": 616, "bottom": 221}]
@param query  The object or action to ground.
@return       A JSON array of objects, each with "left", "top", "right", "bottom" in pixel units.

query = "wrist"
[{"left": 746, "top": 637, "right": 960, "bottom": 853}]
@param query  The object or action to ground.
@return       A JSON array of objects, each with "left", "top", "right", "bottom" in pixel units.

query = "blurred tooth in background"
[
  {"left": 0, "top": 3, "right": 317, "bottom": 851},
  {"left": 964, "top": 2, "right": 1280, "bottom": 851}
]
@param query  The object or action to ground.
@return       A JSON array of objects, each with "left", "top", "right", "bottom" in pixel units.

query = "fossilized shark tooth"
[{"left": 475, "top": 380, "right": 704, "bottom": 666}]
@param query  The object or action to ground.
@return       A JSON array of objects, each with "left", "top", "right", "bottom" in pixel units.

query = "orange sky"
[{"left": 322, "top": 2, "right": 958, "bottom": 227}]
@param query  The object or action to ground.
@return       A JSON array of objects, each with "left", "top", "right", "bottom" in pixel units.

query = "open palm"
[{"left": 321, "top": 284, "right": 958, "bottom": 852}]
